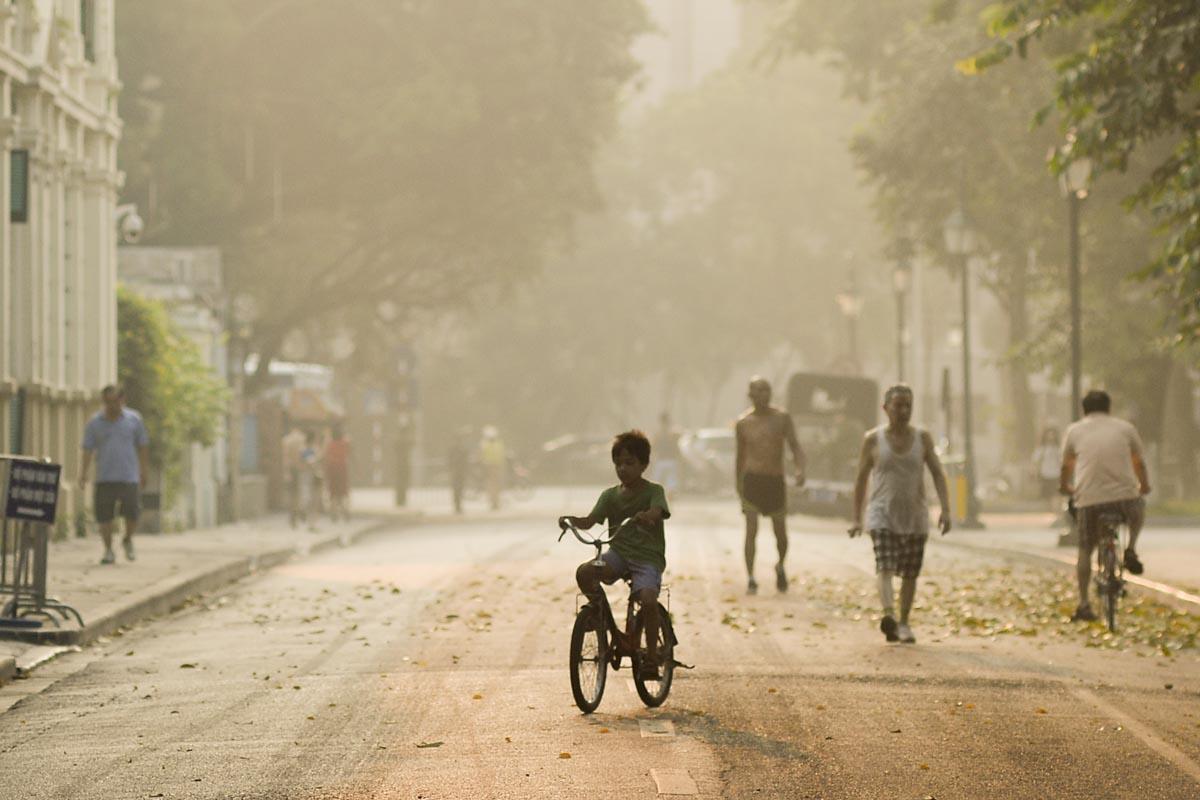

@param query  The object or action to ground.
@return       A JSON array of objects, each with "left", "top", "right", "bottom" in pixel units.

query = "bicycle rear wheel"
[
  {"left": 569, "top": 605, "right": 608, "bottom": 713},
  {"left": 633, "top": 603, "right": 675, "bottom": 708},
  {"left": 1099, "top": 546, "right": 1119, "bottom": 633}
]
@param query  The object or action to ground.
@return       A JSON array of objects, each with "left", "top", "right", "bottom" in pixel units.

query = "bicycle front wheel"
[
  {"left": 633, "top": 603, "right": 675, "bottom": 708},
  {"left": 569, "top": 606, "right": 608, "bottom": 714}
]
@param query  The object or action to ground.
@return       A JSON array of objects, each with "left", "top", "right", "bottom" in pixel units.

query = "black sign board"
[{"left": 4, "top": 459, "right": 62, "bottom": 523}]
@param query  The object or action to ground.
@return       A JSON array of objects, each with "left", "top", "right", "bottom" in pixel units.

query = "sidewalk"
[{"left": 0, "top": 511, "right": 416, "bottom": 685}]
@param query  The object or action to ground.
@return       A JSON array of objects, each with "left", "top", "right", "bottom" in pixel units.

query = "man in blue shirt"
[{"left": 79, "top": 385, "right": 150, "bottom": 564}]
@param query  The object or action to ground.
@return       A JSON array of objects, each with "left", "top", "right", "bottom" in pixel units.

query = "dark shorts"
[
  {"left": 94, "top": 482, "right": 140, "bottom": 524},
  {"left": 741, "top": 473, "right": 786, "bottom": 517},
  {"left": 870, "top": 530, "right": 927, "bottom": 578},
  {"left": 1077, "top": 497, "right": 1144, "bottom": 552}
]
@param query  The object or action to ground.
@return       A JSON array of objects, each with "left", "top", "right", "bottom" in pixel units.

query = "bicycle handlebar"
[{"left": 557, "top": 516, "right": 644, "bottom": 546}]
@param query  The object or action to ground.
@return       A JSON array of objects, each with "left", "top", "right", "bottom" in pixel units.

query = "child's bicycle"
[
  {"left": 1070, "top": 498, "right": 1129, "bottom": 632},
  {"left": 558, "top": 517, "right": 681, "bottom": 713}
]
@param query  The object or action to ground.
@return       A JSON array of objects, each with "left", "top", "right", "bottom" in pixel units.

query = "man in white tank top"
[{"left": 849, "top": 385, "right": 951, "bottom": 644}]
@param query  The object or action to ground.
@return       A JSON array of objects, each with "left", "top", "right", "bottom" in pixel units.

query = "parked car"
[
  {"left": 533, "top": 434, "right": 614, "bottom": 486},
  {"left": 678, "top": 427, "right": 736, "bottom": 495}
]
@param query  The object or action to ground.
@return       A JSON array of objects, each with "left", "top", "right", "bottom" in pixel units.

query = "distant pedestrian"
[
  {"left": 324, "top": 425, "right": 351, "bottom": 521},
  {"left": 480, "top": 426, "right": 506, "bottom": 511},
  {"left": 447, "top": 427, "right": 470, "bottom": 514},
  {"left": 1031, "top": 426, "right": 1061, "bottom": 512},
  {"left": 653, "top": 412, "right": 682, "bottom": 495},
  {"left": 849, "top": 385, "right": 951, "bottom": 644},
  {"left": 394, "top": 415, "right": 414, "bottom": 507},
  {"left": 281, "top": 426, "right": 306, "bottom": 528},
  {"left": 735, "top": 377, "right": 806, "bottom": 595},
  {"left": 300, "top": 431, "right": 321, "bottom": 531},
  {"left": 79, "top": 385, "right": 150, "bottom": 565}
]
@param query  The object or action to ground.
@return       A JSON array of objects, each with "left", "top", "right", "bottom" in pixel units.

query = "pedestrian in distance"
[
  {"left": 79, "top": 384, "right": 150, "bottom": 565},
  {"left": 480, "top": 425, "right": 506, "bottom": 511},
  {"left": 299, "top": 431, "right": 321, "bottom": 532},
  {"left": 447, "top": 427, "right": 471, "bottom": 514},
  {"left": 281, "top": 425, "right": 306, "bottom": 529},
  {"left": 735, "top": 377, "right": 806, "bottom": 595},
  {"left": 1031, "top": 426, "right": 1062, "bottom": 514},
  {"left": 1059, "top": 389, "right": 1151, "bottom": 622},
  {"left": 324, "top": 424, "right": 351, "bottom": 522},
  {"left": 849, "top": 385, "right": 951, "bottom": 644},
  {"left": 653, "top": 411, "right": 683, "bottom": 496}
]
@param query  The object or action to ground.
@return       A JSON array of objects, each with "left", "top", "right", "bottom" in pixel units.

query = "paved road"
[{"left": 1, "top": 502, "right": 1198, "bottom": 798}]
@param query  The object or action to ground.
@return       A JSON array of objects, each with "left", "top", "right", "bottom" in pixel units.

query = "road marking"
[
  {"left": 1074, "top": 688, "right": 1200, "bottom": 785},
  {"left": 651, "top": 768, "right": 698, "bottom": 795},
  {"left": 639, "top": 719, "right": 675, "bottom": 738}
]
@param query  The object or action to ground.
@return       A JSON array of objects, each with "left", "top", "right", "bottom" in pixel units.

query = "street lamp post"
[
  {"left": 1060, "top": 156, "right": 1092, "bottom": 421},
  {"left": 943, "top": 208, "right": 983, "bottom": 529},
  {"left": 835, "top": 270, "right": 864, "bottom": 373},
  {"left": 892, "top": 246, "right": 913, "bottom": 383}
]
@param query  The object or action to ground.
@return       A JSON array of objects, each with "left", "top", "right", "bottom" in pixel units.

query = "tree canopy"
[
  {"left": 964, "top": 0, "right": 1200, "bottom": 338},
  {"left": 117, "top": 0, "right": 648, "bottom": 388}
]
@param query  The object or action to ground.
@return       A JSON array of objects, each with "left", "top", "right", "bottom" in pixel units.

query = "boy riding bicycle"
[{"left": 562, "top": 430, "right": 671, "bottom": 680}]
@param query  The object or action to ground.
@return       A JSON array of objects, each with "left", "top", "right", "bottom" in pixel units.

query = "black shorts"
[
  {"left": 870, "top": 530, "right": 928, "bottom": 578},
  {"left": 741, "top": 473, "right": 786, "bottom": 517},
  {"left": 94, "top": 482, "right": 140, "bottom": 524}
]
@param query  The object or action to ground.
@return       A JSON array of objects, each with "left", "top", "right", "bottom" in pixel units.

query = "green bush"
[{"left": 116, "top": 286, "right": 228, "bottom": 507}]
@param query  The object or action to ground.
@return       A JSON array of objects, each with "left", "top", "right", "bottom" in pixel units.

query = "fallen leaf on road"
[
  {"left": 179, "top": 663, "right": 196, "bottom": 669},
  {"left": 889, "top": 728, "right": 901, "bottom": 734},
  {"left": 415, "top": 741, "right": 443, "bottom": 748},
  {"left": 125, "top": 651, "right": 134, "bottom": 656},
  {"left": 816, "top": 704, "right": 826, "bottom": 711},
  {"left": 306, "top": 715, "right": 315, "bottom": 720},
  {"left": 472, "top": 693, "right": 483, "bottom": 700},
  {"left": 767, "top": 688, "right": 778, "bottom": 694},
  {"left": 1035, "top": 708, "right": 1048, "bottom": 715},
  {"left": 505, "top": 737, "right": 512, "bottom": 742},
  {"left": 598, "top": 728, "right": 610, "bottom": 734},
  {"left": 559, "top": 752, "right": 571, "bottom": 759},
  {"left": 919, "top": 763, "right": 930, "bottom": 770}
]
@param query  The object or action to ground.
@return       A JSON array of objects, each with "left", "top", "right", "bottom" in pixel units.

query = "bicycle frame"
[{"left": 559, "top": 517, "right": 669, "bottom": 670}]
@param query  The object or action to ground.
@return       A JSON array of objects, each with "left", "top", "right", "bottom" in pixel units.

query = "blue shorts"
[{"left": 600, "top": 549, "right": 662, "bottom": 595}]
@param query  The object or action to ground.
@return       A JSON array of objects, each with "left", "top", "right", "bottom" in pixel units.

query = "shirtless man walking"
[
  {"left": 735, "top": 377, "right": 806, "bottom": 595},
  {"left": 849, "top": 385, "right": 951, "bottom": 644}
]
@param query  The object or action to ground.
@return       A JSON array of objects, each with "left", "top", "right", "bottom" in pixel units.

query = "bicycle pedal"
[{"left": 671, "top": 659, "right": 695, "bottom": 670}]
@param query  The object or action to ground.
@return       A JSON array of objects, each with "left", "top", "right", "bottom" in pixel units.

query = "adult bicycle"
[
  {"left": 1070, "top": 499, "right": 1129, "bottom": 632},
  {"left": 558, "top": 517, "right": 680, "bottom": 713}
]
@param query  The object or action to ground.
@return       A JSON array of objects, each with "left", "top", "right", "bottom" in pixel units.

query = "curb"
[
  {"left": 0, "top": 517, "right": 402, "bottom": 649},
  {"left": 0, "top": 656, "right": 13, "bottom": 685},
  {"left": 941, "top": 538, "right": 1200, "bottom": 611}
]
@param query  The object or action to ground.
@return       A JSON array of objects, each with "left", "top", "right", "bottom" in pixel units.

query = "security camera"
[
  {"left": 114, "top": 203, "right": 145, "bottom": 245},
  {"left": 120, "top": 211, "right": 144, "bottom": 244}
]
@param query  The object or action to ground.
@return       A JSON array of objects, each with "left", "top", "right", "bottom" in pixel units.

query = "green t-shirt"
[{"left": 589, "top": 480, "right": 671, "bottom": 572}]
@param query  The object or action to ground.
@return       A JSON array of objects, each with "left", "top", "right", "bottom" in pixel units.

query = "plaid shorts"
[
  {"left": 1077, "top": 497, "right": 1144, "bottom": 553},
  {"left": 869, "top": 530, "right": 928, "bottom": 578}
]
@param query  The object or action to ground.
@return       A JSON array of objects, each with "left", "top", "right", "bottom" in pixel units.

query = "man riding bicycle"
[{"left": 1059, "top": 390, "right": 1152, "bottom": 622}]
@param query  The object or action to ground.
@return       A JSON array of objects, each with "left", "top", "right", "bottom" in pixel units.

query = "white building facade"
[{"left": 0, "top": 0, "right": 121, "bottom": 520}]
